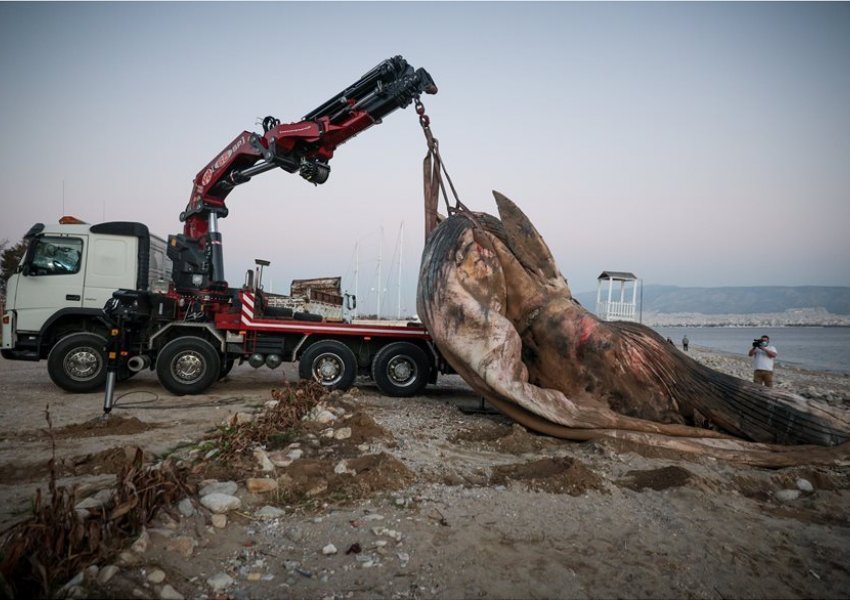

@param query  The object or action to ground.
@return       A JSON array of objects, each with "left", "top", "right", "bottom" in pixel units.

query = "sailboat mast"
[
  {"left": 354, "top": 241, "right": 359, "bottom": 319},
  {"left": 397, "top": 221, "right": 404, "bottom": 319},
  {"left": 377, "top": 227, "right": 383, "bottom": 319}
]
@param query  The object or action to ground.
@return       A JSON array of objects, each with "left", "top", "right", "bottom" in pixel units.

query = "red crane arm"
[{"left": 169, "top": 56, "right": 436, "bottom": 291}]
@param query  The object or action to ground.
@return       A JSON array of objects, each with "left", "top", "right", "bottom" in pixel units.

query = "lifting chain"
[
  {"left": 415, "top": 99, "right": 496, "bottom": 254},
  {"left": 416, "top": 98, "right": 469, "bottom": 238}
]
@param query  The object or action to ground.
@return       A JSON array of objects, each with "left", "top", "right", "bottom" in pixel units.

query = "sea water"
[{"left": 652, "top": 326, "right": 850, "bottom": 374}]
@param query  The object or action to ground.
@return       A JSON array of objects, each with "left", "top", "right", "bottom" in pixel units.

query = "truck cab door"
[
  {"left": 80, "top": 233, "right": 140, "bottom": 308},
  {"left": 12, "top": 234, "right": 87, "bottom": 333}
]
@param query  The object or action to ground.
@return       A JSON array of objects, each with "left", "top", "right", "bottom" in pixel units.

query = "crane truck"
[{"left": 1, "top": 56, "right": 448, "bottom": 399}]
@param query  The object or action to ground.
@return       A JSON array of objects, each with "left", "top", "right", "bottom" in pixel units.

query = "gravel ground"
[{"left": 1, "top": 348, "right": 849, "bottom": 599}]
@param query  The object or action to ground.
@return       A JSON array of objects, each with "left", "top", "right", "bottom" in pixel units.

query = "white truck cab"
[{"left": 1, "top": 218, "right": 168, "bottom": 390}]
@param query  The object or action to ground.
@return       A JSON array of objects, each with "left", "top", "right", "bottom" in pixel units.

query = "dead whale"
[{"left": 417, "top": 192, "right": 850, "bottom": 467}]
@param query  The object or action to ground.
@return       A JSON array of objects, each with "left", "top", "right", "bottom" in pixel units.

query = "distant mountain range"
[{"left": 573, "top": 285, "right": 850, "bottom": 316}]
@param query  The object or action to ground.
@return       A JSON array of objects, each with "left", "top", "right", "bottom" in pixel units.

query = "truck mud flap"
[{"left": 1, "top": 348, "right": 39, "bottom": 361}]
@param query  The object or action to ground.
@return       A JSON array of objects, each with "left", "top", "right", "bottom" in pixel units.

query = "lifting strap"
[
  {"left": 416, "top": 99, "right": 497, "bottom": 255},
  {"left": 417, "top": 99, "right": 466, "bottom": 238}
]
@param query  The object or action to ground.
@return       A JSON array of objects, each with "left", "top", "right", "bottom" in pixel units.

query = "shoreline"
[
  {"left": 654, "top": 323, "right": 850, "bottom": 328},
  {"left": 653, "top": 325, "right": 850, "bottom": 374},
  {"left": 685, "top": 345, "right": 850, "bottom": 406}
]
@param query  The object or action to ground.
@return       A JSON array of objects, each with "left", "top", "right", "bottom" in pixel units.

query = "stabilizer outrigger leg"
[{"left": 101, "top": 290, "right": 148, "bottom": 419}]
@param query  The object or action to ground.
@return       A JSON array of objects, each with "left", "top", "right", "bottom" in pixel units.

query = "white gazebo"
[{"left": 595, "top": 271, "right": 639, "bottom": 322}]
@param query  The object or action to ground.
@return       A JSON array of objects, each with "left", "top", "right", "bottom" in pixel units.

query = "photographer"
[{"left": 748, "top": 335, "right": 778, "bottom": 387}]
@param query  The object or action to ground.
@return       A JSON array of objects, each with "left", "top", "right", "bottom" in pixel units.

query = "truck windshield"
[{"left": 29, "top": 236, "right": 83, "bottom": 276}]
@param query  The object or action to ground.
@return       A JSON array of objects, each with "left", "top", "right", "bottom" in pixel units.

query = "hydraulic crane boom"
[{"left": 169, "top": 56, "right": 437, "bottom": 292}]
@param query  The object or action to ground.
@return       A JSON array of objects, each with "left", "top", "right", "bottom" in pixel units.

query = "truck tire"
[
  {"left": 299, "top": 340, "right": 357, "bottom": 391},
  {"left": 47, "top": 332, "right": 108, "bottom": 393},
  {"left": 371, "top": 342, "right": 430, "bottom": 397},
  {"left": 219, "top": 357, "right": 235, "bottom": 380},
  {"left": 156, "top": 337, "right": 221, "bottom": 396}
]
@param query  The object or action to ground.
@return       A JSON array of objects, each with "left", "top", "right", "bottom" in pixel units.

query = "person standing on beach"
[
  {"left": 682, "top": 335, "right": 689, "bottom": 352},
  {"left": 748, "top": 335, "right": 778, "bottom": 387}
]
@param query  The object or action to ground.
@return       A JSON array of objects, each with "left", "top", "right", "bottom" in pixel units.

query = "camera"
[{"left": 752, "top": 339, "right": 765, "bottom": 348}]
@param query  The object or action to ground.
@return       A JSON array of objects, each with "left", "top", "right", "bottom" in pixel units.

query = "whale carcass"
[{"left": 416, "top": 192, "right": 850, "bottom": 467}]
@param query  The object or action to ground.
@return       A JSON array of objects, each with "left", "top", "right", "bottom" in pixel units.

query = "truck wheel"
[
  {"left": 219, "top": 357, "right": 235, "bottom": 380},
  {"left": 156, "top": 337, "right": 221, "bottom": 396},
  {"left": 299, "top": 340, "right": 357, "bottom": 391},
  {"left": 47, "top": 332, "right": 107, "bottom": 393},
  {"left": 371, "top": 342, "right": 430, "bottom": 397}
]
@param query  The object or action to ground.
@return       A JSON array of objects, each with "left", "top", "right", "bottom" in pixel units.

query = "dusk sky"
[{"left": 1, "top": 2, "right": 848, "bottom": 317}]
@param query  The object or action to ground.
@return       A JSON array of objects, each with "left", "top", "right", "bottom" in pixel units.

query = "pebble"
[
  {"left": 117, "top": 551, "right": 140, "bottom": 566},
  {"left": 148, "top": 527, "right": 175, "bottom": 540},
  {"left": 200, "top": 493, "right": 242, "bottom": 514},
  {"left": 206, "top": 572, "right": 234, "bottom": 591},
  {"left": 322, "top": 543, "right": 338, "bottom": 555},
  {"left": 334, "top": 460, "right": 354, "bottom": 475},
  {"left": 284, "top": 560, "right": 301, "bottom": 571},
  {"left": 334, "top": 427, "right": 352, "bottom": 440},
  {"left": 253, "top": 448, "right": 275, "bottom": 471},
  {"left": 315, "top": 410, "right": 337, "bottom": 424},
  {"left": 147, "top": 568, "right": 166, "bottom": 584},
  {"left": 75, "top": 509, "right": 90, "bottom": 522},
  {"left": 234, "top": 411, "right": 254, "bottom": 424},
  {"left": 796, "top": 478, "right": 814, "bottom": 493},
  {"left": 268, "top": 450, "right": 293, "bottom": 467},
  {"left": 75, "top": 496, "right": 107, "bottom": 511},
  {"left": 156, "top": 512, "right": 179, "bottom": 530},
  {"left": 66, "top": 586, "right": 87, "bottom": 599},
  {"left": 58, "top": 571, "right": 85, "bottom": 595},
  {"left": 97, "top": 565, "right": 120, "bottom": 585},
  {"left": 371, "top": 527, "right": 402, "bottom": 542},
  {"left": 211, "top": 514, "right": 228, "bottom": 528},
  {"left": 177, "top": 498, "right": 195, "bottom": 517},
  {"left": 131, "top": 528, "right": 150, "bottom": 553},
  {"left": 92, "top": 488, "right": 116, "bottom": 503},
  {"left": 159, "top": 584, "right": 184, "bottom": 600},
  {"left": 84, "top": 565, "right": 99, "bottom": 582},
  {"left": 199, "top": 481, "right": 238, "bottom": 496},
  {"left": 256, "top": 505, "right": 286, "bottom": 519},
  {"left": 306, "top": 482, "right": 328, "bottom": 497},
  {"left": 775, "top": 489, "right": 801, "bottom": 503}
]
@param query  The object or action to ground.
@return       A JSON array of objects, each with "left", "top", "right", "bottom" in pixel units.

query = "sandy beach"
[{"left": 0, "top": 345, "right": 848, "bottom": 599}]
